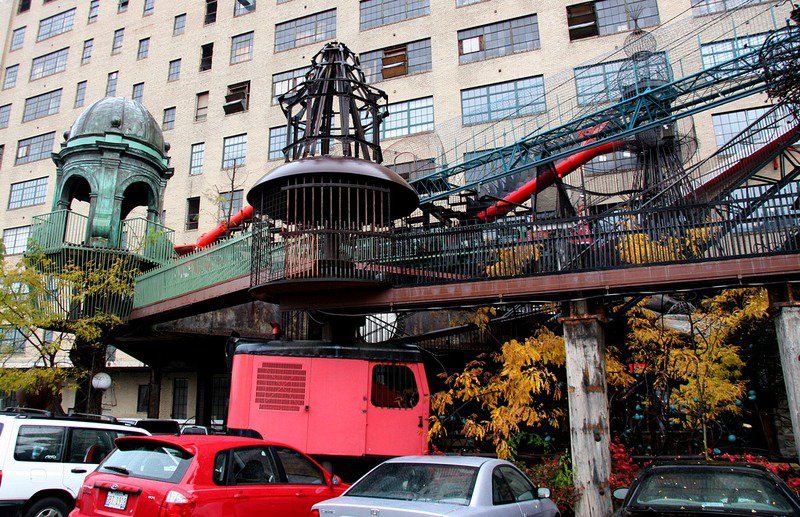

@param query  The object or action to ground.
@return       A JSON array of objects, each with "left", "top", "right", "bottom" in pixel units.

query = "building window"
[
  {"left": 200, "top": 43, "right": 214, "bottom": 71},
  {"left": 359, "top": 0, "right": 429, "bottom": 31},
  {"left": 112, "top": 28, "right": 124, "bottom": 54},
  {"left": 171, "top": 378, "right": 188, "bottom": 419},
  {"left": 461, "top": 76, "right": 546, "bottom": 125},
  {"left": 387, "top": 158, "right": 436, "bottom": 181},
  {"left": 189, "top": 143, "right": 205, "bottom": 175},
  {"left": 272, "top": 67, "right": 308, "bottom": 104},
  {"left": 143, "top": 0, "right": 154, "bottom": 16},
  {"left": 712, "top": 106, "right": 792, "bottom": 156},
  {"left": 691, "top": 0, "right": 769, "bottom": 16},
  {"left": 18, "top": 0, "right": 31, "bottom": 14},
  {"left": 0, "top": 146, "right": 4, "bottom": 168},
  {"left": 381, "top": 97, "right": 434, "bottom": 139},
  {"left": 8, "top": 177, "right": 48, "bottom": 209},
  {"left": 81, "top": 39, "right": 93, "bottom": 64},
  {"left": 37, "top": 8, "right": 76, "bottom": 41},
  {"left": 360, "top": 38, "right": 431, "bottom": 83},
  {"left": 22, "top": 89, "right": 62, "bottom": 122},
  {"left": 568, "top": 0, "right": 659, "bottom": 41},
  {"left": 269, "top": 126, "right": 287, "bottom": 160},
  {"left": 218, "top": 190, "right": 243, "bottom": 221},
  {"left": 106, "top": 71, "right": 118, "bottom": 96},
  {"left": 162, "top": 107, "right": 176, "bottom": 130},
  {"left": 195, "top": 92, "right": 209, "bottom": 122},
  {"left": 118, "top": 0, "right": 128, "bottom": 13},
  {"left": 700, "top": 32, "right": 769, "bottom": 69},
  {"left": 205, "top": 0, "right": 217, "bottom": 24},
  {"left": 234, "top": 0, "right": 255, "bottom": 16},
  {"left": 137, "top": 38, "right": 150, "bottom": 60},
  {"left": 10, "top": 27, "right": 26, "bottom": 51},
  {"left": 132, "top": 82, "right": 144, "bottom": 102},
  {"left": 230, "top": 32, "right": 254, "bottom": 64},
  {"left": 168, "top": 59, "right": 181, "bottom": 81},
  {"left": 2, "top": 226, "right": 31, "bottom": 255},
  {"left": 574, "top": 52, "right": 667, "bottom": 105},
  {"left": 75, "top": 81, "right": 87, "bottom": 108},
  {"left": 0, "top": 105, "right": 10, "bottom": 129},
  {"left": 174, "top": 13, "right": 186, "bottom": 35},
  {"left": 211, "top": 376, "right": 230, "bottom": 422},
  {"left": 186, "top": 197, "right": 200, "bottom": 230},
  {"left": 457, "top": 15, "right": 540, "bottom": 64},
  {"left": 456, "top": 0, "right": 484, "bottom": 5},
  {"left": 222, "top": 134, "right": 247, "bottom": 168},
  {"left": 0, "top": 328, "right": 28, "bottom": 353},
  {"left": 223, "top": 81, "right": 250, "bottom": 114},
  {"left": 136, "top": 385, "right": 149, "bottom": 413},
  {"left": 15, "top": 132, "right": 55, "bottom": 165},
  {"left": 3, "top": 65, "right": 19, "bottom": 89},
  {"left": 275, "top": 9, "right": 336, "bottom": 52},
  {"left": 88, "top": 0, "right": 99, "bottom": 23}
]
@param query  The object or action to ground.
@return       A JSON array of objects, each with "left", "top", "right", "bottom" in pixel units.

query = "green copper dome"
[{"left": 68, "top": 97, "right": 166, "bottom": 152}]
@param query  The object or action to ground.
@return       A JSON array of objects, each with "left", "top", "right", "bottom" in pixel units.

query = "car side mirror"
[
  {"left": 537, "top": 487, "right": 551, "bottom": 499},
  {"left": 330, "top": 475, "right": 342, "bottom": 487},
  {"left": 613, "top": 488, "right": 629, "bottom": 501}
]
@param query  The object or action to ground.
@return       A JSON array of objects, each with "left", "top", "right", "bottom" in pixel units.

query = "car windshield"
[
  {"left": 346, "top": 463, "right": 478, "bottom": 506},
  {"left": 99, "top": 442, "right": 193, "bottom": 483},
  {"left": 631, "top": 469, "right": 794, "bottom": 514}
]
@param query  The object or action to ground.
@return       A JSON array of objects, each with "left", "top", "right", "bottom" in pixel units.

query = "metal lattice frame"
[{"left": 278, "top": 42, "right": 389, "bottom": 163}]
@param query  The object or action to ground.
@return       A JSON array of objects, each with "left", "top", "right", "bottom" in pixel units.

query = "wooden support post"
[
  {"left": 562, "top": 301, "right": 612, "bottom": 517},
  {"left": 147, "top": 368, "right": 162, "bottom": 419},
  {"left": 770, "top": 285, "right": 800, "bottom": 460}
]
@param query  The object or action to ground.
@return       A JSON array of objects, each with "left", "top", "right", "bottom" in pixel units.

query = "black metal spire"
[{"left": 279, "top": 41, "right": 389, "bottom": 163}]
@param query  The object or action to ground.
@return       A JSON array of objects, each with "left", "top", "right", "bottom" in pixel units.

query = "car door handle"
[
  {"left": 233, "top": 493, "right": 242, "bottom": 499},
  {"left": 71, "top": 468, "right": 87, "bottom": 474},
  {"left": 295, "top": 492, "right": 302, "bottom": 497}
]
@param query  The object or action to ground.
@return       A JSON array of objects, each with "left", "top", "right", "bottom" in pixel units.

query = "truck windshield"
[
  {"left": 99, "top": 442, "right": 193, "bottom": 483},
  {"left": 346, "top": 463, "right": 478, "bottom": 506}
]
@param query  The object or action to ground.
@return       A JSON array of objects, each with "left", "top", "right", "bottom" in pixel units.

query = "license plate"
[{"left": 104, "top": 491, "right": 128, "bottom": 510}]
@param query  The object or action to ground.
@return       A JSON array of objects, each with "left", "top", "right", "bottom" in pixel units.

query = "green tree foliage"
[{"left": 0, "top": 246, "right": 135, "bottom": 413}]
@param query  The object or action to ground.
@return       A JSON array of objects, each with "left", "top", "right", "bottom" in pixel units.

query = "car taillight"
[
  {"left": 159, "top": 490, "right": 195, "bottom": 517},
  {"left": 75, "top": 484, "right": 93, "bottom": 510},
  {"left": 310, "top": 510, "right": 320, "bottom": 517}
]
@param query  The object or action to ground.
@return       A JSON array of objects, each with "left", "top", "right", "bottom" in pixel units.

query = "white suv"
[{"left": 0, "top": 409, "right": 149, "bottom": 517}]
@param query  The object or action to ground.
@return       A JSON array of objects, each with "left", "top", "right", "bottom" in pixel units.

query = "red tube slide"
[
  {"left": 174, "top": 205, "right": 254, "bottom": 255},
  {"left": 477, "top": 141, "right": 624, "bottom": 221}
]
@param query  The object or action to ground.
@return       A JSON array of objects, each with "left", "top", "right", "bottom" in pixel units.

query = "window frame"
[
  {"left": 457, "top": 15, "right": 540, "bottom": 65},
  {"left": 186, "top": 197, "right": 200, "bottom": 230},
  {"left": 22, "top": 89, "right": 62, "bottom": 123},
  {"left": 8, "top": 177, "right": 49, "bottom": 210},
  {"left": 37, "top": 8, "right": 76, "bottom": 42},
  {"left": 111, "top": 28, "right": 125, "bottom": 54},
  {"left": 230, "top": 32, "right": 254, "bottom": 65},
  {"left": 30, "top": 47, "right": 69, "bottom": 81},
  {"left": 137, "top": 38, "right": 150, "bottom": 60},
  {"left": 10, "top": 26, "right": 26, "bottom": 51},
  {"left": 13, "top": 425, "right": 66, "bottom": 463},
  {"left": 162, "top": 107, "right": 176, "bottom": 130},
  {"left": 274, "top": 9, "right": 336, "bottom": 52},
  {"left": 173, "top": 13, "right": 187, "bottom": 35}
]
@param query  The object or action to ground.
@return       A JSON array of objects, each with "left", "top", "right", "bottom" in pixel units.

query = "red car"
[{"left": 70, "top": 434, "right": 347, "bottom": 516}]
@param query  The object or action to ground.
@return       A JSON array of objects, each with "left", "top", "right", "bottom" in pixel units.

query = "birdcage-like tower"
[{"left": 248, "top": 42, "right": 419, "bottom": 300}]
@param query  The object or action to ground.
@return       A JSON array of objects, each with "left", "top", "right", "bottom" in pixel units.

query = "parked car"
[
  {"left": 613, "top": 462, "right": 800, "bottom": 516},
  {"left": 311, "top": 455, "right": 559, "bottom": 516},
  {"left": 70, "top": 434, "right": 347, "bottom": 516},
  {"left": 0, "top": 408, "right": 149, "bottom": 517},
  {"left": 118, "top": 418, "right": 181, "bottom": 435}
]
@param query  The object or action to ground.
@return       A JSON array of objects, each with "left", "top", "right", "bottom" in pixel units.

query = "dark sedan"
[{"left": 614, "top": 462, "right": 800, "bottom": 516}]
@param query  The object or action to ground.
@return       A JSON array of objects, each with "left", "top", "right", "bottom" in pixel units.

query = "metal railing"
[
  {"left": 29, "top": 210, "right": 175, "bottom": 267},
  {"left": 252, "top": 183, "right": 800, "bottom": 289},
  {"left": 133, "top": 231, "right": 252, "bottom": 308}
]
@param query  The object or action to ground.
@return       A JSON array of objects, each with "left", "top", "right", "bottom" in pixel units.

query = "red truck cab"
[{"left": 227, "top": 340, "right": 430, "bottom": 458}]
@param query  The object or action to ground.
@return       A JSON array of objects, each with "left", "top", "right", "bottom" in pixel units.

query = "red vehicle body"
[
  {"left": 70, "top": 434, "right": 347, "bottom": 517},
  {"left": 226, "top": 340, "right": 430, "bottom": 458}
]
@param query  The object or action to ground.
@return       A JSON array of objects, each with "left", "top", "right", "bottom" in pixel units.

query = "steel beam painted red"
[{"left": 477, "top": 141, "right": 624, "bottom": 221}]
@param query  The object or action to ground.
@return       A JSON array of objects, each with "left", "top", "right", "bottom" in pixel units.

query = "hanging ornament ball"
[
  {"left": 670, "top": 405, "right": 678, "bottom": 412},
  {"left": 728, "top": 434, "right": 737, "bottom": 443},
  {"left": 748, "top": 390, "right": 756, "bottom": 396},
  {"left": 646, "top": 445, "right": 652, "bottom": 451},
  {"left": 693, "top": 398, "right": 699, "bottom": 403},
  {"left": 544, "top": 435, "right": 552, "bottom": 443},
  {"left": 735, "top": 399, "right": 743, "bottom": 407},
  {"left": 713, "top": 448, "right": 721, "bottom": 455},
  {"left": 635, "top": 404, "right": 642, "bottom": 411},
  {"left": 748, "top": 394, "right": 757, "bottom": 401}
]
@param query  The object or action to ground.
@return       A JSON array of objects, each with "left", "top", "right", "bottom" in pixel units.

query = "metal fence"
[{"left": 252, "top": 183, "right": 800, "bottom": 288}]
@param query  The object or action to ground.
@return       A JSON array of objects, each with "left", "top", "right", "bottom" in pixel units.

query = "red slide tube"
[{"left": 477, "top": 141, "right": 624, "bottom": 221}]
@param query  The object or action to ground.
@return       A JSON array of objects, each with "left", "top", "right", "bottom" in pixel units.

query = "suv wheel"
[{"left": 25, "top": 497, "right": 71, "bottom": 517}]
